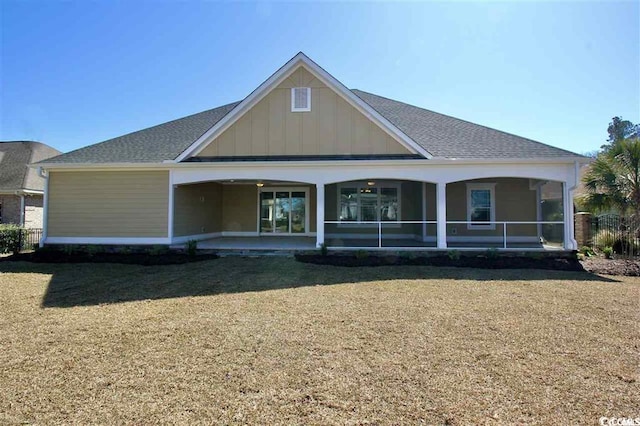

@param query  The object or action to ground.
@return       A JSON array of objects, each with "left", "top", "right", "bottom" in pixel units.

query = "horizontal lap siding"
[
  {"left": 174, "top": 182, "right": 222, "bottom": 237},
  {"left": 48, "top": 171, "right": 169, "bottom": 238}
]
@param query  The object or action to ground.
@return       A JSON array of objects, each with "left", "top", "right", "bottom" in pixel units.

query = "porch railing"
[{"left": 323, "top": 220, "right": 565, "bottom": 249}]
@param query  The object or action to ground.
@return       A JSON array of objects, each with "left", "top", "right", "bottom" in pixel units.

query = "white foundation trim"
[
  {"left": 326, "top": 233, "right": 422, "bottom": 240},
  {"left": 221, "top": 231, "right": 260, "bottom": 237},
  {"left": 45, "top": 237, "right": 171, "bottom": 245},
  {"left": 447, "top": 236, "right": 540, "bottom": 243},
  {"left": 172, "top": 232, "right": 222, "bottom": 244}
]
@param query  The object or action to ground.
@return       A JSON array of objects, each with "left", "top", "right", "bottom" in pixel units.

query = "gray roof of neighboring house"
[
  {"left": 41, "top": 91, "right": 581, "bottom": 164},
  {"left": 0, "top": 141, "right": 62, "bottom": 192}
]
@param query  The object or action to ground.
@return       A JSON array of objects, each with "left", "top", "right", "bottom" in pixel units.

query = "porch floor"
[
  {"left": 176, "top": 236, "right": 563, "bottom": 251},
  {"left": 192, "top": 236, "right": 316, "bottom": 250}
]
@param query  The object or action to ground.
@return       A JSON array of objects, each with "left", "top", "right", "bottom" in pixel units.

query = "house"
[
  {"left": 0, "top": 141, "right": 61, "bottom": 228},
  {"left": 34, "top": 53, "right": 589, "bottom": 251}
]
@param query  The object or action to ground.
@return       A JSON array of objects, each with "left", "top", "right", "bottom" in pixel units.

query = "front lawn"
[{"left": 0, "top": 258, "right": 638, "bottom": 424}]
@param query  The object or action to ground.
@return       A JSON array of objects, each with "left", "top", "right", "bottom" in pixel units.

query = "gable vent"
[{"left": 291, "top": 87, "right": 311, "bottom": 112}]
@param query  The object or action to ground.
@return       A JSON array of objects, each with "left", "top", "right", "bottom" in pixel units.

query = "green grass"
[{"left": 0, "top": 257, "right": 638, "bottom": 424}]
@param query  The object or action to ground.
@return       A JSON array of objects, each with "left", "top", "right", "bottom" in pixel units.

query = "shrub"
[
  {"left": 527, "top": 251, "right": 544, "bottom": 260},
  {"left": 186, "top": 240, "right": 198, "bottom": 257},
  {"left": 485, "top": 248, "right": 499, "bottom": 259},
  {"left": 603, "top": 246, "right": 613, "bottom": 259},
  {"left": 0, "top": 224, "right": 26, "bottom": 254},
  {"left": 62, "top": 245, "right": 75, "bottom": 256},
  {"left": 354, "top": 249, "right": 369, "bottom": 260},
  {"left": 594, "top": 229, "right": 616, "bottom": 249},
  {"left": 447, "top": 250, "right": 460, "bottom": 261},
  {"left": 85, "top": 245, "right": 102, "bottom": 257},
  {"left": 149, "top": 245, "right": 170, "bottom": 256},
  {"left": 580, "top": 246, "right": 595, "bottom": 257},
  {"left": 612, "top": 238, "right": 638, "bottom": 256},
  {"left": 319, "top": 242, "right": 328, "bottom": 257}
]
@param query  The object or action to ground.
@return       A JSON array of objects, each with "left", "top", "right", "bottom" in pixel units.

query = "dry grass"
[{"left": 0, "top": 258, "right": 638, "bottom": 425}]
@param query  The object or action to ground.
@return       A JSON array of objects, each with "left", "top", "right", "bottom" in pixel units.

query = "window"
[
  {"left": 291, "top": 87, "right": 311, "bottom": 112},
  {"left": 338, "top": 182, "right": 400, "bottom": 224},
  {"left": 466, "top": 183, "right": 496, "bottom": 230}
]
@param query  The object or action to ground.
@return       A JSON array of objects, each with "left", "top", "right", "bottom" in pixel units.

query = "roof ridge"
[{"left": 351, "top": 89, "right": 582, "bottom": 157}]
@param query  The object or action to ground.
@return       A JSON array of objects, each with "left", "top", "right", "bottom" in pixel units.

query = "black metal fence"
[
  {"left": 590, "top": 215, "right": 640, "bottom": 256},
  {"left": 21, "top": 228, "right": 42, "bottom": 251}
]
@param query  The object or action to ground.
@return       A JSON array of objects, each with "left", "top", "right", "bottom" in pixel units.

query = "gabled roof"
[
  {"left": 0, "top": 141, "right": 61, "bottom": 192},
  {"left": 352, "top": 90, "right": 581, "bottom": 159},
  {"left": 175, "top": 52, "right": 431, "bottom": 161},
  {"left": 40, "top": 53, "right": 584, "bottom": 166}
]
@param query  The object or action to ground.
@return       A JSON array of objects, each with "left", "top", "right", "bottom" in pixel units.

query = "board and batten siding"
[
  {"left": 195, "top": 67, "right": 411, "bottom": 158},
  {"left": 47, "top": 171, "right": 169, "bottom": 238}
]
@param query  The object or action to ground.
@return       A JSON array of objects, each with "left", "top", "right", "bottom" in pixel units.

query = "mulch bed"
[
  {"left": 580, "top": 257, "right": 640, "bottom": 276},
  {"left": 296, "top": 253, "right": 584, "bottom": 271},
  {"left": 1, "top": 251, "right": 219, "bottom": 266}
]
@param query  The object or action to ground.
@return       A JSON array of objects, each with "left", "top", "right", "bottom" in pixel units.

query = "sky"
[{"left": 1, "top": 1, "right": 638, "bottom": 156}]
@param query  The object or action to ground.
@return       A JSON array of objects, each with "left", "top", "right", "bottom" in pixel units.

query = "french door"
[{"left": 259, "top": 189, "right": 307, "bottom": 234}]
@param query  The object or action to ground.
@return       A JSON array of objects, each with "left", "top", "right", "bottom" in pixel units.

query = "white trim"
[
  {"left": 436, "top": 182, "right": 447, "bottom": 249},
  {"left": 168, "top": 170, "right": 174, "bottom": 241},
  {"left": 172, "top": 232, "right": 222, "bottom": 244},
  {"left": 328, "top": 247, "right": 563, "bottom": 252},
  {"left": 221, "top": 231, "right": 260, "bottom": 237},
  {"left": 447, "top": 235, "right": 540, "bottom": 243},
  {"left": 19, "top": 194, "right": 25, "bottom": 226},
  {"left": 40, "top": 174, "right": 49, "bottom": 248},
  {"left": 326, "top": 232, "right": 421, "bottom": 240},
  {"left": 0, "top": 189, "right": 43, "bottom": 195},
  {"left": 45, "top": 237, "right": 171, "bottom": 245},
  {"left": 291, "top": 87, "right": 311, "bottom": 112},
  {"left": 466, "top": 183, "right": 496, "bottom": 230},
  {"left": 34, "top": 156, "right": 590, "bottom": 171},
  {"left": 421, "top": 182, "right": 427, "bottom": 241},
  {"left": 174, "top": 52, "right": 431, "bottom": 162},
  {"left": 316, "top": 183, "right": 325, "bottom": 247}
]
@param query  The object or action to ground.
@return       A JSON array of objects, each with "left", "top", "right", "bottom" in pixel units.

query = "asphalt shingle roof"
[
  {"left": 0, "top": 141, "right": 61, "bottom": 191},
  {"left": 41, "top": 91, "right": 581, "bottom": 164},
  {"left": 43, "top": 102, "right": 240, "bottom": 164},
  {"left": 351, "top": 90, "right": 581, "bottom": 159}
]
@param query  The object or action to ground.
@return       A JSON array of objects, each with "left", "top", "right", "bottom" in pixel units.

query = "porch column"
[
  {"left": 436, "top": 182, "right": 447, "bottom": 249},
  {"left": 563, "top": 182, "right": 576, "bottom": 250},
  {"left": 316, "top": 183, "right": 325, "bottom": 248},
  {"left": 168, "top": 171, "right": 174, "bottom": 244}
]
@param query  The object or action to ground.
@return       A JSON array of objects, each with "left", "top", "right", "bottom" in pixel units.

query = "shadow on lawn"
[{"left": 0, "top": 257, "right": 620, "bottom": 308}]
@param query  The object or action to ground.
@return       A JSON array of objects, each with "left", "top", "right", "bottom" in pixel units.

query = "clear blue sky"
[{"left": 1, "top": 1, "right": 638, "bottom": 155}]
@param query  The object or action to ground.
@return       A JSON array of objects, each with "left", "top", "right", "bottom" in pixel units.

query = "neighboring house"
[
  {"left": 0, "top": 141, "right": 61, "bottom": 228},
  {"left": 35, "top": 53, "right": 589, "bottom": 251}
]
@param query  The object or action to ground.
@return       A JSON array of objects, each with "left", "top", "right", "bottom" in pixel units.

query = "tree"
[
  {"left": 581, "top": 137, "right": 640, "bottom": 216},
  {"left": 601, "top": 116, "right": 639, "bottom": 153}
]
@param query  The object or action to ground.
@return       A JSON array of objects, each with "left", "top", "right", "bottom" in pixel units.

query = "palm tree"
[{"left": 580, "top": 137, "right": 640, "bottom": 217}]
